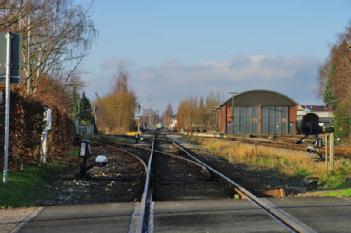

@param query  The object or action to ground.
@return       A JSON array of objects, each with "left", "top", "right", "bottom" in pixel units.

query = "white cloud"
[{"left": 87, "top": 54, "right": 322, "bottom": 111}]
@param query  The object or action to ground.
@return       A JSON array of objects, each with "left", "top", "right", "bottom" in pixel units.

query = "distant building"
[
  {"left": 169, "top": 118, "right": 177, "bottom": 131},
  {"left": 216, "top": 89, "right": 298, "bottom": 135},
  {"left": 140, "top": 108, "right": 160, "bottom": 130}
]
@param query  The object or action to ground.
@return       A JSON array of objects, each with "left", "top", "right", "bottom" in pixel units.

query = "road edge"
[{"left": 10, "top": 207, "right": 44, "bottom": 233}]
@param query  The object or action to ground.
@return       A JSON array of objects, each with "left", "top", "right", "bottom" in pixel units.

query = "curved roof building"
[{"left": 217, "top": 89, "right": 298, "bottom": 135}]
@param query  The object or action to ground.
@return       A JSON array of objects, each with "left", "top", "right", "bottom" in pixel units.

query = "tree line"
[
  {"left": 319, "top": 22, "right": 351, "bottom": 141},
  {"left": 176, "top": 92, "right": 220, "bottom": 132}
]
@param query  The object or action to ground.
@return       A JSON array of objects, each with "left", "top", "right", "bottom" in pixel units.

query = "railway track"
[
  {"left": 153, "top": 135, "right": 233, "bottom": 201},
  {"left": 187, "top": 133, "right": 310, "bottom": 151},
  {"left": 100, "top": 133, "right": 317, "bottom": 233},
  {"left": 209, "top": 134, "right": 351, "bottom": 158},
  {"left": 129, "top": 133, "right": 315, "bottom": 232},
  {"left": 166, "top": 134, "right": 317, "bottom": 233}
]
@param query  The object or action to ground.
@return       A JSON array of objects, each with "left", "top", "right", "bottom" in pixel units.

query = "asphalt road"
[
  {"left": 268, "top": 197, "right": 351, "bottom": 233},
  {"left": 153, "top": 199, "right": 289, "bottom": 233},
  {"left": 16, "top": 197, "right": 351, "bottom": 232},
  {"left": 19, "top": 203, "right": 136, "bottom": 233}
]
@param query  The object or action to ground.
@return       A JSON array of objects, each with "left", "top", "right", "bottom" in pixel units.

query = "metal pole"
[
  {"left": 3, "top": 32, "right": 11, "bottom": 183},
  {"left": 325, "top": 134, "right": 328, "bottom": 174}
]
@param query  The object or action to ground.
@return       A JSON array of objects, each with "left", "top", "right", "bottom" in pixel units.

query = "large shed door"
[
  {"left": 261, "top": 106, "right": 289, "bottom": 135},
  {"left": 233, "top": 106, "right": 257, "bottom": 134}
]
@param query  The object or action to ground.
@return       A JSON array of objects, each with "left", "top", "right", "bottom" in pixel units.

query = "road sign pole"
[{"left": 3, "top": 32, "right": 11, "bottom": 184}]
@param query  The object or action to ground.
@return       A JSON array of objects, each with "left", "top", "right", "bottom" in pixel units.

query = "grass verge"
[
  {"left": 322, "top": 188, "right": 351, "bottom": 197},
  {"left": 186, "top": 136, "right": 351, "bottom": 192},
  {"left": 0, "top": 163, "right": 65, "bottom": 208}
]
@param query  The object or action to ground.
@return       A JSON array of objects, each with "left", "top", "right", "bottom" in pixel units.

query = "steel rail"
[
  {"left": 167, "top": 135, "right": 317, "bottom": 233},
  {"left": 154, "top": 150, "right": 210, "bottom": 175},
  {"left": 107, "top": 142, "right": 210, "bottom": 176},
  {"left": 96, "top": 139, "right": 152, "bottom": 233},
  {"left": 136, "top": 136, "right": 155, "bottom": 233}
]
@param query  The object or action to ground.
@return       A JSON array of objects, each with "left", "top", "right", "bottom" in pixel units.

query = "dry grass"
[{"left": 189, "top": 137, "right": 351, "bottom": 186}]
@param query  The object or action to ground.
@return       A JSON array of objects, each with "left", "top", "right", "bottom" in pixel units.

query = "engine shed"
[{"left": 217, "top": 89, "right": 297, "bottom": 135}]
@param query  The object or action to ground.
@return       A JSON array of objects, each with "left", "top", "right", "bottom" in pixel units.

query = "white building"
[{"left": 169, "top": 118, "right": 177, "bottom": 130}]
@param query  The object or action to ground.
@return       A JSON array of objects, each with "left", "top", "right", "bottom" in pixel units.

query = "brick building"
[{"left": 217, "top": 89, "right": 298, "bottom": 135}]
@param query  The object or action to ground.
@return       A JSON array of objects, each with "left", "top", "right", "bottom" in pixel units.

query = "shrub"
[{"left": 0, "top": 90, "right": 74, "bottom": 170}]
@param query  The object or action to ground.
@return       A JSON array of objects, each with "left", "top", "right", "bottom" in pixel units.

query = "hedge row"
[{"left": 0, "top": 91, "right": 74, "bottom": 170}]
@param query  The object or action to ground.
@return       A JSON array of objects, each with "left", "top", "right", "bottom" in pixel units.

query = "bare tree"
[
  {"left": 97, "top": 68, "right": 137, "bottom": 133},
  {"left": 0, "top": 0, "right": 97, "bottom": 94},
  {"left": 162, "top": 103, "right": 173, "bottom": 128},
  {"left": 176, "top": 93, "right": 220, "bottom": 132},
  {"left": 318, "top": 22, "right": 351, "bottom": 140}
]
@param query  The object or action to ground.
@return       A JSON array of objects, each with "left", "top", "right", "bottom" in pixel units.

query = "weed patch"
[{"left": 192, "top": 137, "right": 351, "bottom": 189}]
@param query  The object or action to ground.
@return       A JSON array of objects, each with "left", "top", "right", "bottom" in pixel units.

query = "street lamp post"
[{"left": 229, "top": 92, "right": 239, "bottom": 134}]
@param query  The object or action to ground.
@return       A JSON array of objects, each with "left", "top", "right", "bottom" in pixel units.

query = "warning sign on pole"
[{"left": 0, "top": 32, "right": 21, "bottom": 83}]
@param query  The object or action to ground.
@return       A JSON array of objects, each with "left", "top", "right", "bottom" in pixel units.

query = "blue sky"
[{"left": 79, "top": 0, "right": 351, "bottom": 111}]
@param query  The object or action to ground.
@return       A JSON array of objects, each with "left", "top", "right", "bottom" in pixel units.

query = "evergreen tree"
[{"left": 79, "top": 92, "right": 94, "bottom": 125}]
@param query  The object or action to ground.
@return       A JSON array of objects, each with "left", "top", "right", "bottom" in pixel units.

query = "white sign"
[
  {"left": 80, "top": 143, "right": 86, "bottom": 157},
  {"left": 44, "top": 108, "right": 52, "bottom": 130}
]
